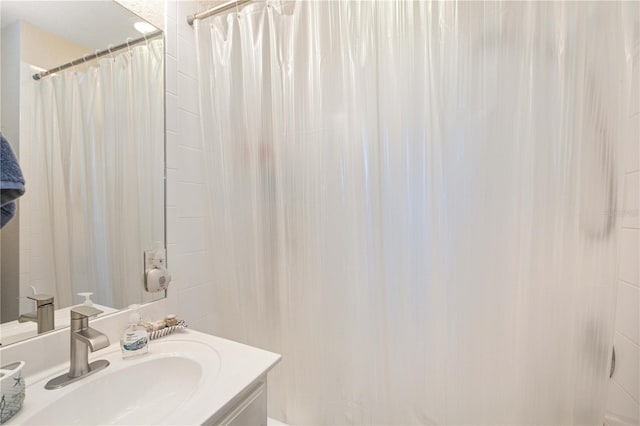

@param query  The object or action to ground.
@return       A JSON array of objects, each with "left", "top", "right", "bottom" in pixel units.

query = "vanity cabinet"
[{"left": 207, "top": 377, "right": 267, "bottom": 425}]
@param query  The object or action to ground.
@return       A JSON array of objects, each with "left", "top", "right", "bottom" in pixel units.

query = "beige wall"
[
  {"left": 1, "top": 22, "right": 20, "bottom": 144},
  {"left": 19, "top": 20, "right": 90, "bottom": 71},
  {"left": 1, "top": 20, "right": 90, "bottom": 141}
]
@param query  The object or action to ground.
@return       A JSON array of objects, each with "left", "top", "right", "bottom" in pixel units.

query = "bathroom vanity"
[{"left": 0, "top": 303, "right": 281, "bottom": 425}]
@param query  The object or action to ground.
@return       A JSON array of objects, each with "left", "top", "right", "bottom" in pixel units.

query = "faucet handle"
[
  {"left": 27, "top": 294, "right": 54, "bottom": 307},
  {"left": 71, "top": 305, "right": 103, "bottom": 320}
]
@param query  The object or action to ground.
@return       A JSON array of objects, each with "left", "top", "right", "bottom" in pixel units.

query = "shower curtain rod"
[
  {"left": 187, "top": 0, "right": 253, "bottom": 25},
  {"left": 32, "top": 30, "right": 163, "bottom": 81}
]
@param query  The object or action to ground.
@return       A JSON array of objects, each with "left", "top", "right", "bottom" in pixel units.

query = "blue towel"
[{"left": 0, "top": 133, "right": 25, "bottom": 228}]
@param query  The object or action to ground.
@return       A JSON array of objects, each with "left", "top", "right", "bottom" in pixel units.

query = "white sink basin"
[
  {"left": 23, "top": 354, "right": 206, "bottom": 424},
  {"left": 6, "top": 330, "right": 280, "bottom": 425}
]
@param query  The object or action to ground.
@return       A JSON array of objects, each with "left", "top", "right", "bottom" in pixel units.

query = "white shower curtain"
[
  {"left": 195, "top": 1, "right": 636, "bottom": 424},
  {"left": 21, "top": 39, "right": 164, "bottom": 309}
]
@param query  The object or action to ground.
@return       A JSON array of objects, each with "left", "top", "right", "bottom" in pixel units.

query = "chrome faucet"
[
  {"left": 45, "top": 306, "right": 110, "bottom": 390},
  {"left": 18, "top": 294, "right": 54, "bottom": 334}
]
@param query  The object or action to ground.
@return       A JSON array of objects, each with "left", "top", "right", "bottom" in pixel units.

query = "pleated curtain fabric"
[{"left": 195, "top": 1, "right": 637, "bottom": 424}]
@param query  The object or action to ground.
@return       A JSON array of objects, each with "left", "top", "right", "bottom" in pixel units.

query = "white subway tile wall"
[
  {"left": 178, "top": 35, "right": 198, "bottom": 79},
  {"left": 627, "top": 113, "right": 640, "bottom": 174},
  {"left": 164, "top": 0, "right": 215, "bottom": 335},
  {"left": 614, "top": 333, "right": 640, "bottom": 403},
  {"left": 166, "top": 55, "right": 178, "bottom": 98},
  {"left": 623, "top": 172, "right": 640, "bottom": 230},
  {"left": 616, "top": 281, "right": 640, "bottom": 347},
  {"left": 166, "top": 127, "right": 178, "bottom": 170},
  {"left": 177, "top": 73, "right": 199, "bottom": 115},
  {"left": 178, "top": 109, "right": 201, "bottom": 150},
  {"left": 609, "top": 381, "right": 640, "bottom": 424},
  {"left": 177, "top": 184, "right": 207, "bottom": 218},
  {"left": 607, "top": 51, "right": 640, "bottom": 424},
  {"left": 620, "top": 230, "right": 640, "bottom": 285},
  {"left": 166, "top": 92, "right": 178, "bottom": 133}
]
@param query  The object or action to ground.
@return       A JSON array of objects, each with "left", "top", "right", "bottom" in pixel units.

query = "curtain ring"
[
  {"left": 106, "top": 45, "right": 115, "bottom": 62},
  {"left": 144, "top": 32, "right": 154, "bottom": 49},
  {"left": 126, "top": 37, "right": 133, "bottom": 55}
]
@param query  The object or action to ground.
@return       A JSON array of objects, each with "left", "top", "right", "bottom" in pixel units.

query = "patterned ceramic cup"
[{"left": 0, "top": 361, "right": 25, "bottom": 424}]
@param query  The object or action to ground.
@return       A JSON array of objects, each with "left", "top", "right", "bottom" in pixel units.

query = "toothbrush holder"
[{"left": 0, "top": 361, "right": 26, "bottom": 424}]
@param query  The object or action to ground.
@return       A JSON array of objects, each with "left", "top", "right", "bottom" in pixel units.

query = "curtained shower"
[{"left": 195, "top": 1, "right": 636, "bottom": 424}]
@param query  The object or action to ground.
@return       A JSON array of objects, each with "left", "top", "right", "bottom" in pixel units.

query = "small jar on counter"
[{"left": 165, "top": 314, "right": 178, "bottom": 327}]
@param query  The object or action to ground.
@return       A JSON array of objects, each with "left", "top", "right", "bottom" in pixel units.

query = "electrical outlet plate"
[{"left": 144, "top": 248, "right": 166, "bottom": 271}]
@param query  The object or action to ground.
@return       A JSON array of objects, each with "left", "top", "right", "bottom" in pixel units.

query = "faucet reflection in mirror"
[
  {"left": 18, "top": 35, "right": 165, "bottom": 316},
  {"left": 17, "top": 294, "right": 54, "bottom": 334}
]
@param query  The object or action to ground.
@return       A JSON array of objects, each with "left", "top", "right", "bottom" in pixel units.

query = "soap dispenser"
[
  {"left": 77, "top": 292, "right": 94, "bottom": 307},
  {"left": 120, "top": 304, "right": 149, "bottom": 359}
]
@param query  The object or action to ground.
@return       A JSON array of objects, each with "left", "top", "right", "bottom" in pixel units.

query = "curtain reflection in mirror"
[{"left": 20, "top": 39, "right": 164, "bottom": 311}]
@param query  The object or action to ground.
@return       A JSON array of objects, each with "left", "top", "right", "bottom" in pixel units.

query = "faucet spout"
[
  {"left": 18, "top": 312, "right": 37, "bottom": 323},
  {"left": 75, "top": 328, "right": 110, "bottom": 352}
]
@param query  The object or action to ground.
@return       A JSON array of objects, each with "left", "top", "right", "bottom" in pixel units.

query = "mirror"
[{"left": 0, "top": 0, "right": 166, "bottom": 346}]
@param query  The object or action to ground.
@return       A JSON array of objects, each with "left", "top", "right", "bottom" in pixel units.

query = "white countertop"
[{"left": 6, "top": 328, "right": 281, "bottom": 425}]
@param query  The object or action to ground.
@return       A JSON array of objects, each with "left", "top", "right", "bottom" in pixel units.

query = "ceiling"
[{"left": 0, "top": 0, "right": 156, "bottom": 51}]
